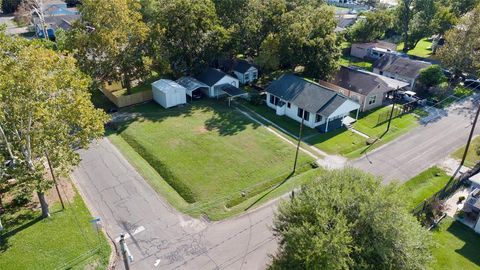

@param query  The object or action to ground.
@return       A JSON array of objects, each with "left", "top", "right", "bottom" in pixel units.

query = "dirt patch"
[
  {"left": 194, "top": 126, "right": 209, "bottom": 134},
  {"left": 45, "top": 176, "right": 76, "bottom": 205}
]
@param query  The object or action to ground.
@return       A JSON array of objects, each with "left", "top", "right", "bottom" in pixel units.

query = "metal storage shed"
[{"left": 152, "top": 79, "right": 187, "bottom": 108}]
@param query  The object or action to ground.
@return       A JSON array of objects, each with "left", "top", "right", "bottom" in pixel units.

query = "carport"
[
  {"left": 176, "top": 76, "right": 209, "bottom": 101},
  {"left": 218, "top": 84, "right": 248, "bottom": 107}
]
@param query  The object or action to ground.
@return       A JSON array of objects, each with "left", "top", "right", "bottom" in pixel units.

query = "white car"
[{"left": 398, "top": 91, "right": 418, "bottom": 102}]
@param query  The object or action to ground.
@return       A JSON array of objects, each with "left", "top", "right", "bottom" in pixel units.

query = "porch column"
[
  {"left": 325, "top": 117, "right": 330, "bottom": 133},
  {"left": 356, "top": 108, "right": 360, "bottom": 120}
]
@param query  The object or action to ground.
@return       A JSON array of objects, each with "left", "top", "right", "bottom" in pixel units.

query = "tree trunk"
[{"left": 37, "top": 192, "right": 50, "bottom": 218}]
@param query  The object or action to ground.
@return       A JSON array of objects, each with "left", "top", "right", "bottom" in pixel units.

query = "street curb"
[{"left": 70, "top": 174, "right": 119, "bottom": 270}]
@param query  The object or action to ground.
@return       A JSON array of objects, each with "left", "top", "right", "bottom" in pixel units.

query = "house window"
[
  {"left": 379, "top": 71, "right": 384, "bottom": 75},
  {"left": 297, "top": 108, "right": 309, "bottom": 121},
  {"left": 252, "top": 71, "right": 258, "bottom": 80},
  {"left": 245, "top": 73, "right": 250, "bottom": 82},
  {"left": 287, "top": 102, "right": 291, "bottom": 108},
  {"left": 315, "top": 114, "right": 322, "bottom": 123},
  {"left": 270, "top": 95, "right": 279, "bottom": 105},
  {"left": 368, "top": 96, "right": 377, "bottom": 105}
]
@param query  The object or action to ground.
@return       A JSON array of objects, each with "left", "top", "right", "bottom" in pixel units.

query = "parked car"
[
  {"left": 397, "top": 90, "right": 419, "bottom": 102},
  {"left": 191, "top": 91, "right": 204, "bottom": 100},
  {"left": 464, "top": 79, "right": 480, "bottom": 90}
]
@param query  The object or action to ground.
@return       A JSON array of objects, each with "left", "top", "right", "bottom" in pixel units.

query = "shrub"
[
  {"left": 454, "top": 86, "right": 473, "bottom": 98},
  {"left": 249, "top": 93, "right": 264, "bottom": 106},
  {"left": 12, "top": 186, "right": 32, "bottom": 206}
]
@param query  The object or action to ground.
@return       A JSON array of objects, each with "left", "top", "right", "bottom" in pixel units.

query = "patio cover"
[
  {"left": 219, "top": 84, "right": 247, "bottom": 97},
  {"left": 176, "top": 76, "right": 209, "bottom": 97}
]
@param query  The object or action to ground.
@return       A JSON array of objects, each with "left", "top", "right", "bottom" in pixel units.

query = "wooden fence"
[{"left": 100, "top": 88, "right": 153, "bottom": 108}]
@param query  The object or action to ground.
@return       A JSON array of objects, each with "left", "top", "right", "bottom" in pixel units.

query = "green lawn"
[
  {"left": 109, "top": 100, "right": 314, "bottom": 220},
  {"left": 339, "top": 55, "right": 373, "bottom": 71},
  {"left": 305, "top": 127, "right": 366, "bottom": 156},
  {"left": 353, "top": 106, "right": 419, "bottom": 138},
  {"left": 397, "top": 38, "right": 433, "bottom": 59},
  {"left": 430, "top": 217, "right": 480, "bottom": 270},
  {"left": 238, "top": 101, "right": 319, "bottom": 138},
  {"left": 399, "top": 166, "right": 451, "bottom": 210},
  {"left": 0, "top": 194, "right": 111, "bottom": 270},
  {"left": 452, "top": 136, "right": 480, "bottom": 168}
]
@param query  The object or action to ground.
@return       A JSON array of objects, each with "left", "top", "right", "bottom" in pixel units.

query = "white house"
[
  {"left": 232, "top": 60, "right": 258, "bottom": 84},
  {"left": 152, "top": 79, "right": 187, "bottom": 108},
  {"left": 372, "top": 55, "right": 431, "bottom": 90},
  {"left": 266, "top": 74, "right": 360, "bottom": 132},
  {"left": 196, "top": 68, "right": 240, "bottom": 97}
]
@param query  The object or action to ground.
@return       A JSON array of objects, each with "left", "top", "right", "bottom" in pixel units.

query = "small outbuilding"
[
  {"left": 152, "top": 79, "right": 187, "bottom": 108},
  {"left": 233, "top": 60, "right": 259, "bottom": 84}
]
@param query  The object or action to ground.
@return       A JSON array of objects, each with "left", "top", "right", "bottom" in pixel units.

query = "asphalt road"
[
  {"left": 73, "top": 96, "right": 479, "bottom": 269},
  {"left": 351, "top": 97, "right": 480, "bottom": 183},
  {"left": 73, "top": 139, "right": 278, "bottom": 270}
]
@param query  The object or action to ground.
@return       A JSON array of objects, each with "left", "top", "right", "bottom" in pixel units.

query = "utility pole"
[
  {"left": 460, "top": 102, "right": 480, "bottom": 167},
  {"left": 45, "top": 151, "right": 65, "bottom": 210},
  {"left": 293, "top": 110, "right": 305, "bottom": 173},
  {"left": 386, "top": 102, "right": 396, "bottom": 132}
]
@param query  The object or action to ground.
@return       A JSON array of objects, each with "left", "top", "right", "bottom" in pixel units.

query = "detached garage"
[{"left": 152, "top": 79, "right": 187, "bottom": 108}]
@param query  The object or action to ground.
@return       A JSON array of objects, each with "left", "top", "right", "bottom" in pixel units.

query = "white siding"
[
  {"left": 209, "top": 75, "right": 240, "bottom": 97},
  {"left": 234, "top": 67, "right": 258, "bottom": 84},
  {"left": 266, "top": 93, "right": 326, "bottom": 129},
  {"left": 373, "top": 69, "right": 415, "bottom": 91}
]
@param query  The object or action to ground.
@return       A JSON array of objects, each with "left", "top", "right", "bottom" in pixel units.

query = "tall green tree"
[
  {"left": 270, "top": 168, "right": 433, "bottom": 270},
  {"left": 64, "top": 0, "right": 150, "bottom": 92},
  {"left": 0, "top": 33, "right": 108, "bottom": 218},
  {"left": 278, "top": 5, "right": 340, "bottom": 79},
  {"left": 256, "top": 33, "right": 281, "bottom": 71},
  {"left": 450, "top": 0, "right": 479, "bottom": 16},
  {"left": 438, "top": 5, "right": 480, "bottom": 75},
  {"left": 348, "top": 9, "right": 395, "bottom": 42},
  {"left": 151, "top": 0, "right": 229, "bottom": 75}
]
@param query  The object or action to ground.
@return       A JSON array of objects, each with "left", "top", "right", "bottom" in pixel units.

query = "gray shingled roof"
[
  {"left": 373, "top": 55, "right": 431, "bottom": 78},
  {"left": 331, "top": 66, "right": 409, "bottom": 96},
  {"left": 196, "top": 68, "right": 231, "bottom": 87},
  {"left": 266, "top": 74, "right": 354, "bottom": 117},
  {"left": 233, "top": 60, "right": 256, "bottom": 74}
]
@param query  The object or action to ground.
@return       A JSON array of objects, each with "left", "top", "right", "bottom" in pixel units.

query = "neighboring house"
[
  {"left": 196, "top": 68, "right": 240, "bottom": 98},
  {"left": 233, "top": 60, "right": 259, "bottom": 84},
  {"left": 43, "top": 4, "right": 79, "bottom": 16},
  {"left": 33, "top": 14, "right": 80, "bottom": 39},
  {"left": 320, "top": 66, "right": 410, "bottom": 112},
  {"left": 462, "top": 181, "right": 480, "bottom": 233},
  {"left": 265, "top": 74, "right": 360, "bottom": 132},
  {"left": 350, "top": 41, "right": 398, "bottom": 60},
  {"left": 151, "top": 79, "right": 187, "bottom": 109},
  {"left": 373, "top": 55, "right": 431, "bottom": 90}
]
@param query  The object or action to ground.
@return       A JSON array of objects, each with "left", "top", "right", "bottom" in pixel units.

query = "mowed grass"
[
  {"left": 305, "top": 127, "right": 366, "bottom": 156},
  {"left": 430, "top": 217, "right": 480, "bottom": 270},
  {"left": 398, "top": 166, "right": 451, "bottom": 210},
  {"left": 452, "top": 136, "right": 480, "bottom": 168},
  {"left": 397, "top": 38, "right": 433, "bottom": 59},
  {"left": 238, "top": 101, "right": 319, "bottom": 138},
  {"left": 0, "top": 194, "right": 111, "bottom": 270},
  {"left": 339, "top": 55, "right": 373, "bottom": 71},
  {"left": 110, "top": 100, "right": 313, "bottom": 219}
]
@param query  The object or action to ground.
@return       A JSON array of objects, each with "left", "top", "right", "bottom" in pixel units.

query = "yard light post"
[{"left": 293, "top": 110, "right": 305, "bottom": 173}]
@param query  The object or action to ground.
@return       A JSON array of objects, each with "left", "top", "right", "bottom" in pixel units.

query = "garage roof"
[{"left": 176, "top": 76, "right": 208, "bottom": 95}]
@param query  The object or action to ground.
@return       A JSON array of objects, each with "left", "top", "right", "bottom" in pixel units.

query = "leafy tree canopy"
[
  {"left": 271, "top": 168, "right": 433, "bottom": 270},
  {"left": 0, "top": 31, "right": 108, "bottom": 217}
]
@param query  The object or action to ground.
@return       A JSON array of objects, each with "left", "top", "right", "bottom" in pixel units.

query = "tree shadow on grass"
[
  {"left": 446, "top": 221, "right": 480, "bottom": 267},
  {"left": 108, "top": 99, "right": 258, "bottom": 137},
  {"left": 244, "top": 171, "right": 295, "bottom": 211},
  {"left": 0, "top": 213, "right": 43, "bottom": 252}
]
